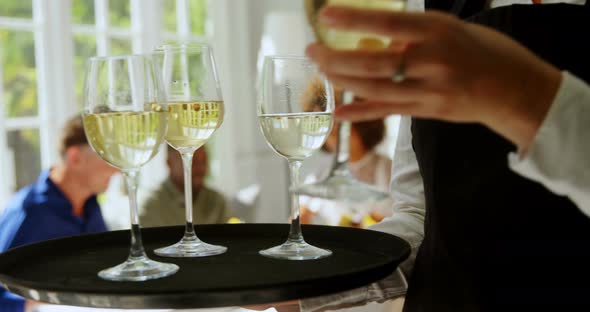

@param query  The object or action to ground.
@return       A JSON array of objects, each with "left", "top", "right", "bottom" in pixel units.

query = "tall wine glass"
[
  {"left": 258, "top": 55, "right": 334, "bottom": 260},
  {"left": 82, "top": 55, "right": 178, "bottom": 281},
  {"left": 153, "top": 43, "right": 227, "bottom": 257},
  {"left": 294, "top": 0, "right": 407, "bottom": 203}
]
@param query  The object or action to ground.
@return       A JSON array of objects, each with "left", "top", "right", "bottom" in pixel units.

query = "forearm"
[
  {"left": 300, "top": 269, "right": 407, "bottom": 312},
  {"left": 369, "top": 210, "right": 423, "bottom": 277},
  {"left": 476, "top": 23, "right": 562, "bottom": 153},
  {"left": 509, "top": 71, "right": 590, "bottom": 216},
  {"left": 300, "top": 117, "right": 424, "bottom": 312},
  {"left": 300, "top": 210, "right": 423, "bottom": 312},
  {"left": 298, "top": 213, "right": 421, "bottom": 312}
]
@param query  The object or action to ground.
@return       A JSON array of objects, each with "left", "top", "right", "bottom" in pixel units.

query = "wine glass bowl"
[
  {"left": 82, "top": 54, "right": 178, "bottom": 281},
  {"left": 258, "top": 55, "right": 334, "bottom": 260},
  {"left": 259, "top": 112, "right": 333, "bottom": 161}
]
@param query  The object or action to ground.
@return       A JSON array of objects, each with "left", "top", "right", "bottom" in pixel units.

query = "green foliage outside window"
[
  {"left": 0, "top": 30, "right": 37, "bottom": 118},
  {"left": 109, "top": 0, "right": 131, "bottom": 28},
  {"left": 189, "top": 0, "right": 207, "bottom": 36},
  {"left": 0, "top": 0, "right": 32, "bottom": 18},
  {"left": 162, "top": 0, "right": 207, "bottom": 35},
  {"left": 71, "top": 0, "right": 95, "bottom": 24}
]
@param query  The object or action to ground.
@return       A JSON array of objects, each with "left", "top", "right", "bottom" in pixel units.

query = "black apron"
[{"left": 407, "top": 1, "right": 590, "bottom": 311}]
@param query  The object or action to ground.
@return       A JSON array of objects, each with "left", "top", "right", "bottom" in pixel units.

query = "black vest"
[{"left": 407, "top": 1, "right": 590, "bottom": 311}]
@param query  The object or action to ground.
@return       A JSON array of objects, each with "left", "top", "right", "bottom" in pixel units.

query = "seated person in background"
[
  {"left": 325, "top": 119, "right": 392, "bottom": 198},
  {"left": 334, "top": 118, "right": 392, "bottom": 223},
  {"left": 301, "top": 119, "right": 394, "bottom": 228},
  {"left": 140, "top": 145, "right": 230, "bottom": 227},
  {"left": 0, "top": 115, "right": 118, "bottom": 312}
]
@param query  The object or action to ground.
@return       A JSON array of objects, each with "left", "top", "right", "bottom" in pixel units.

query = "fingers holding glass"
[
  {"left": 317, "top": 5, "right": 444, "bottom": 43},
  {"left": 306, "top": 44, "right": 407, "bottom": 79}
]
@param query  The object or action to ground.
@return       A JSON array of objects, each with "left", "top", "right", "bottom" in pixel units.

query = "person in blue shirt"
[{"left": 0, "top": 115, "right": 119, "bottom": 312}]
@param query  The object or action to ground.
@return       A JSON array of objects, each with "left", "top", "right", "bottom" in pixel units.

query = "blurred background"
[{"left": 0, "top": 0, "right": 400, "bottom": 229}]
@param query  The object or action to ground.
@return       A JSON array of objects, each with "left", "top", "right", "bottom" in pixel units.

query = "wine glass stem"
[
  {"left": 181, "top": 151, "right": 197, "bottom": 238},
  {"left": 331, "top": 90, "right": 354, "bottom": 177},
  {"left": 288, "top": 160, "right": 304, "bottom": 243},
  {"left": 123, "top": 170, "right": 147, "bottom": 259}
]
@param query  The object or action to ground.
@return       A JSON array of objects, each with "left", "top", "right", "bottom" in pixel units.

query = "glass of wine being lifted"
[{"left": 294, "top": 0, "right": 407, "bottom": 203}]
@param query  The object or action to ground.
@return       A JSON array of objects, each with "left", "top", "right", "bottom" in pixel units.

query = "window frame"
[{"left": 0, "top": 1, "right": 49, "bottom": 208}]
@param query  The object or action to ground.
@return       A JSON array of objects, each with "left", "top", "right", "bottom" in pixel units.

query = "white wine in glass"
[
  {"left": 294, "top": 0, "right": 406, "bottom": 203},
  {"left": 258, "top": 56, "right": 334, "bottom": 260},
  {"left": 83, "top": 55, "right": 178, "bottom": 282},
  {"left": 258, "top": 112, "right": 333, "bottom": 160},
  {"left": 166, "top": 101, "right": 224, "bottom": 152},
  {"left": 153, "top": 44, "right": 227, "bottom": 258},
  {"left": 84, "top": 111, "right": 167, "bottom": 168}
]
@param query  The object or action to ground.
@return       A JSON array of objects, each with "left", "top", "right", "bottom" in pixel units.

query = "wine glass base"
[
  {"left": 259, "top": 240, "right": 332, "bottom": 260},
  {"left": 155, "top": 237, "right": 227, "bottom": 258},
  {"left": 98, "top": 255, "right": 178, "bottom": 282},
  {"left": 293, "top": 175, "right": 390, "bottom": 203}
]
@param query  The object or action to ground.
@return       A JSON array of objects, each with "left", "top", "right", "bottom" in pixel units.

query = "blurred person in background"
[
  {"left": 0, "top": 115, "right": 118, "bottom": 312},
  {"left": 301, "top": 117, "right": 394, "bottom": 228},
  {"left": 140, "top": 145, "right": 231, "bottom": 227},
  {"left": 300, "top": 82, "right": 394, "bottom": 228}
]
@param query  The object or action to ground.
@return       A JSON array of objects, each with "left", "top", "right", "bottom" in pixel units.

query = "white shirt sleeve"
[
  {"left": 370, "top": 116, "right": 425, "bottom": 278},
  {"left": 509, "top": 71, "right": 590, "bottom": 217},
  {"left": 300, "top": 117, "right": 426, "bottom": 312}
]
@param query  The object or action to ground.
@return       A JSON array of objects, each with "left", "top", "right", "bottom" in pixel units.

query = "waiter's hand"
[
  {"left": 306, "top": 6, "right": 561, "bottom": 152},
  {"left": 24, "top": 299, "right": 40, "bottom": 312}
]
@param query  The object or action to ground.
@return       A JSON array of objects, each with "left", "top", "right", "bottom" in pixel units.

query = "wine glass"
[
  {"left": 258, "top": 55, "right": 334, "bottom": 260},
  {"left": 152, "top": 43, "right": 227, "bottom": 257},
  {"left": 294, "top": 0, "right": 407, "bottom": 203},
  {"left": 82, "top": 54, "right": 179, "bottom": 281}
]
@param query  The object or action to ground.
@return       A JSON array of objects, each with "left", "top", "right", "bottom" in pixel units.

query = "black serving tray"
[{"left": 0, "top": 224, "right": 410, "bottom": 309}]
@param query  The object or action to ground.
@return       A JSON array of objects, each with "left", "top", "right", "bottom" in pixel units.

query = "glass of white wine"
[
  {"left": 82, "top": 55, "right": 178, "bottom": 281},
  {"left": 258, "top": 55, "right": 334, "bottom": 260},
  {"left": 152, "top": 43, "right": 227, "bottom": 258},
  {"left": 294, "top": 0, "right": 407, "bottom": 203}
]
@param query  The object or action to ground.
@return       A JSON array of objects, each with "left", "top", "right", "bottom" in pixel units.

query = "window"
[
  {"left": 0, "top": 0, "right": 40, "bottom": 208},
  {"left": 0, "top": 0, "right": 210, "bottom": 210}
]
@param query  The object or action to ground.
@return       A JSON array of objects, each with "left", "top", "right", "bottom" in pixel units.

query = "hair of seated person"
[
  {"left": 59, "top": 114, "right": 88, "bottom": 158},
  {"left": 354, "top": 119, "right": 386, "bottom": 152}
]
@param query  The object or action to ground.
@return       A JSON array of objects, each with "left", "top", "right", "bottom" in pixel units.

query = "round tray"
[{"left": 0, "top": 224, "right": 410, "bottom": 309}]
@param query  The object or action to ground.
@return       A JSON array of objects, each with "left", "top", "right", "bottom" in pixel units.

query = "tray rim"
[{"left": 0, "top": 223, "right": 411, "bottom": 309}]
